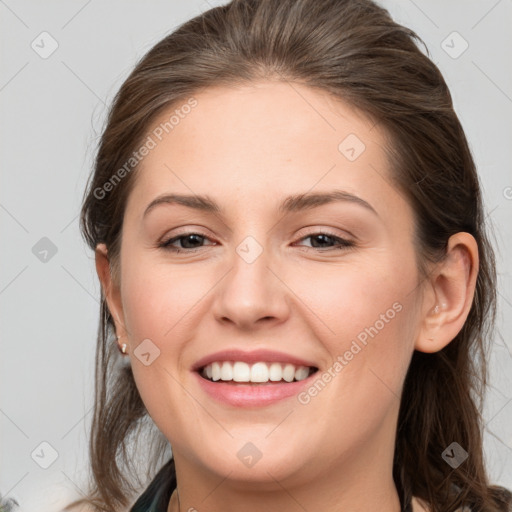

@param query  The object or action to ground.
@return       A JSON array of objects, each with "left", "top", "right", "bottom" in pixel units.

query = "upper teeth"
[{"left": 201, "top": 361, "right": 312, "bottom": 383}]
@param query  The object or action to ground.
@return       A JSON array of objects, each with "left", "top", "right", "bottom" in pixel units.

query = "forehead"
[{"left": 124, "top": 80, "right": 408, "bottom": 224}]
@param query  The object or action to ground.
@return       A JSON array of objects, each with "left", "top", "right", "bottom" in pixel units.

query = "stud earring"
[{"left": 117, "top": 335, "right": 128, "bottom": 355}]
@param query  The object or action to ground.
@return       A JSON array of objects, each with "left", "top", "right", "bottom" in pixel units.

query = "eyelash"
[{"left": 158, "top": 231, "right": 355, "bottom": 254}]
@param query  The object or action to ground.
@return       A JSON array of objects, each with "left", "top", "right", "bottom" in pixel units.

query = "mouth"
[
  {"left": 192, "top": 349, "right": 320, "bottom": 406},
  {"left": 198, "top": 361, "right": 319, "bottom": 384}
]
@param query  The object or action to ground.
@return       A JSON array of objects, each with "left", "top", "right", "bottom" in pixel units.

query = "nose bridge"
[{"left": 213, "top": 232, "right": 289, "bottom": 328}]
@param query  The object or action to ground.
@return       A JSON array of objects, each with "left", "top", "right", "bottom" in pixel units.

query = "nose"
[{"left": 211, "top": 240, "right": 291, "bottom": 331}]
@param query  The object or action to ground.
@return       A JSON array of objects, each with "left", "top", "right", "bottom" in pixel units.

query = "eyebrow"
[{"left": 143, "top": 189, "right": 378, "bottom": 218}]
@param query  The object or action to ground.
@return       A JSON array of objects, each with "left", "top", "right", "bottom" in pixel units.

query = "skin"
[{"left": 95, "top": 80, "right": 478, "bottom": 512}]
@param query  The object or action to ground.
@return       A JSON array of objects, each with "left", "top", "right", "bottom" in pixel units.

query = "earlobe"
[
  {"left": 95, "top": 243, "right": 126, "bottom": 337},
  {"left": 415, "top": 233, "right": 479, "bottom": 354}
]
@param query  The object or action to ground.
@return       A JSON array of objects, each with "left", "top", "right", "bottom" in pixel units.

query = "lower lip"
[{"left": 193, "top": 371, "right": 317, "bottom": 408}]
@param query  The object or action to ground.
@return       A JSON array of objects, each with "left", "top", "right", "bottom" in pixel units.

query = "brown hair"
[{"left": 67, "top": 0, "right": 512, "bottom": 511}]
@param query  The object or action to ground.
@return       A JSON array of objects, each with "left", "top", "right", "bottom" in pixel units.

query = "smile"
[
  {"left": 192, "top": 348, "right": 320, "bottom": 406},
  {"left": 200, "top": 361, "right": 317, "bottom": 383}
]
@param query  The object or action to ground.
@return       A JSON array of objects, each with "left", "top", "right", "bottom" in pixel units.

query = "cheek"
[
  {"left": 290, "top": 250, "right": 418, "bottom": 352},
  {"left": 119, "top": 258, "right": 225, "bottom": 426},
  {"left": 120, "top": 262, "right": 210, "bottom": 443},
  {"left": 293, "top": 251, "right": 419, "bottom": 407},
  {"left": 121, "top": 261, "right": 205, "bottom": 344},
  {"left": 284, "top": 267, "right": 418, "bottom": 466}
]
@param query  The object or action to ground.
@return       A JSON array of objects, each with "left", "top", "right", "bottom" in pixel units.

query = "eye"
[
  {"left": 158, "top": 230, "right": 355, "bottom": 254},
  {"left": 294, "top": 231, "right": 355, "bottom": 251},
  {"left": 159, "top": 232, "right": 216, "bottom": 253}
]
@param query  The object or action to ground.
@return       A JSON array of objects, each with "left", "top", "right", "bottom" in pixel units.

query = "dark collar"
[{"left": 130, "top": 458, "right": 176, "bottom": 512}]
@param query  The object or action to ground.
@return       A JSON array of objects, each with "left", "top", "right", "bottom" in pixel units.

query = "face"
[{"left": 108, "top": 81, "right": 425, "bottom": 486}]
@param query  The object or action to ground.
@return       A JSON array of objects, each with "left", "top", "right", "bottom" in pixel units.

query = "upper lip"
[{"left": 191, "top": 349, "right": 318, "bottom": 371}]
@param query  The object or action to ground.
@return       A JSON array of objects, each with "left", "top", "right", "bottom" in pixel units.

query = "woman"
[{"left": 65, "top": 0, "right": 512, "bottom": 511}]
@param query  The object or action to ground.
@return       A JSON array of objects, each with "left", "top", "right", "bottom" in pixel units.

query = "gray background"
[{"left": 1, "top": 0, "right": 511, "bottom": 510}]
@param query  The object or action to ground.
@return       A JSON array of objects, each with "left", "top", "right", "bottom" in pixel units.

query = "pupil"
[
  {"left": 183, "top": 234, "right": 203, "bottom": 248},
  {"left": 312, "top": 234, "right": 331, "bottom": 248}
]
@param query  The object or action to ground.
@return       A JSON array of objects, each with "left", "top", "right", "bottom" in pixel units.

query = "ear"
[
  {"left": 95, "top": 243, "right": 128, "bottom": 340},
  {"left": 415, "top": 232, "right": 479, "bottom": 353}
]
